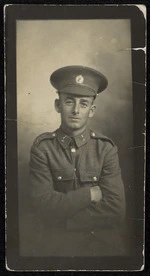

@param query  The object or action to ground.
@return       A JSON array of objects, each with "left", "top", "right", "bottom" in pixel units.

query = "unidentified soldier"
[{"left": 29, "top": 65, "right": 126, "bottom": 256}]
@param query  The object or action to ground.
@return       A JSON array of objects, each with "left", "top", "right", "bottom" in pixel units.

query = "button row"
[{"left": 57, "top": 174, "right": 97, "bottom": 181}]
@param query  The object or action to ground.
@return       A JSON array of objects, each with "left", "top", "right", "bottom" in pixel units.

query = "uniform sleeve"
[
  {"left": 67, "top": 145, "right": 126, "bottom": 230},
  {"left": 29, "top": 145, "right": 91, "bottom": 223}
]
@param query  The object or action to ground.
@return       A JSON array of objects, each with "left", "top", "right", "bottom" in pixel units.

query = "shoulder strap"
[
  {"left": 90, "top": 130, "right": 115, "bottom": 146},
  {"left": 33, "top": 131, "right": 57, "bottom": 147}
]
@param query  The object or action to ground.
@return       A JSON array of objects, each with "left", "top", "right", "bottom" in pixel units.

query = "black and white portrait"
[{"left": 5, "top": 5, "right": 146, "bottom": 271}]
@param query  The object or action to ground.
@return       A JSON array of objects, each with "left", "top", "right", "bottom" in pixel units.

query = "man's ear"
[
  {"left": 89, "top": 105, "right": 96, "bottom": 118},
  {"left": 55, "top": 99, "right": 61, "bottom": 113}
]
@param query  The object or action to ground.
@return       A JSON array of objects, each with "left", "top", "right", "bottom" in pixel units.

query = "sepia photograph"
[{"left": 5, "top": 5, "right": 146, "bottom": 271}]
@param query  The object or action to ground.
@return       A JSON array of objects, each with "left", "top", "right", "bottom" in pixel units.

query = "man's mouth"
[{"left": 69, "top": 117, "right": 80, "bottom": 120}]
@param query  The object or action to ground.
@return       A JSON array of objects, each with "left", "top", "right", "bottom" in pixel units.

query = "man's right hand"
[{"left": 90, "top": 186, "right": 102, "bottom": 203}]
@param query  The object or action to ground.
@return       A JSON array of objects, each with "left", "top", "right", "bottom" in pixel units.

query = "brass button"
[
  {"left": 74, "top": 168, "right": 76, "bottom": 171},
  {"left": 93, "top": 176, "right": 97, "bottom": 181},
  {"left": 52, "top": 133, "right": 56, "bottom": 137},
  {"left": 71, "top": 148, "right": 76, "bottom": 153},
  {"left": 92, "top": 132, "right": 96, "bottom": 137},
  {"left": 58, "top": 176, "right": 62, "bottom": 180}
]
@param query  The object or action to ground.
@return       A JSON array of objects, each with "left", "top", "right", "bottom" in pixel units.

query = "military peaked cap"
[{"left": 50, "top": 65, "right": 108, "bottom": 97}]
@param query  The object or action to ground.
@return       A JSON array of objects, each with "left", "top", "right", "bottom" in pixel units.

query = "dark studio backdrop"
[
  {"left": 5, "top": 4, "right": 145, "bottom": 270},
  {"left": 17, "top": 19, "right": 135, "bottom": 255}
]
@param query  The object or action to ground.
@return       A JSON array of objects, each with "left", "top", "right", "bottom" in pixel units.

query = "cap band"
[{"left": 59, "top": 84, "right": 96, "bottom": 97}]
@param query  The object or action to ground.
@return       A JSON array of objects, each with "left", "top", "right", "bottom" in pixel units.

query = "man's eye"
[
  {"left": 66, "top": 100, "right": 74, "bottom": 105},
  {"left": 80, "top": 103, "right": 88, "bottom": 108}
]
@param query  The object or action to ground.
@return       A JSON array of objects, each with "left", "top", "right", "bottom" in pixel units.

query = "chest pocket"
[
  {"left": 52, "top": 169, "right": 75, "bottom": 193},
  {"left": 79, "top": 170, "right": 100, "bottom": 187}
]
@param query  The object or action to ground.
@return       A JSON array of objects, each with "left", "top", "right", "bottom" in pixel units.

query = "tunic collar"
[{"left": 56, "top": 127, "right": 90, "bottom": 149}]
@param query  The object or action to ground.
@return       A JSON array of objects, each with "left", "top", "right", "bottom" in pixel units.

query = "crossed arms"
[{"left": 30, "top": 143, "right": 125, "bottom": 229}]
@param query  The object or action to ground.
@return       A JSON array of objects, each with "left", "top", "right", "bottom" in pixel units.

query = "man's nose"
[{"left": 72, "top": 103, "right": 79, "bottom": 114}]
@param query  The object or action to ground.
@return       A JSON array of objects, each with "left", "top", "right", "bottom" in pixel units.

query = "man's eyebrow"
[
  {"left": 80, "top": 99, "right": 91, "bottom": 103},
  {"left": 66, "top": 96, "right": 74, "bottom": 100},
  {"left": 64, "top": 96, "right": 74, "bottom": 100},
  {"left": 63, "top": 96, "right": 92, "bottom": 102}
]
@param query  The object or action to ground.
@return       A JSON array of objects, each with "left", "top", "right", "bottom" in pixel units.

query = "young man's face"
[{"left": 55, "top": 93, "right": 96, "bottom": 134}]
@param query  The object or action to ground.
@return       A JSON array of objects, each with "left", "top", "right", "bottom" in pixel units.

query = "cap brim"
[{"left": 59, "top": 84, "right": 96, "bottom": 97}]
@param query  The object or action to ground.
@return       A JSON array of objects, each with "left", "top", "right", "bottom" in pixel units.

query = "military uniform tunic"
[{"left": 29, "top": 128, "right": 126, "bottom": 255}]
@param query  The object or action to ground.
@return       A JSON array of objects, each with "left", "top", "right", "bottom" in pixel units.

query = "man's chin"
[
  {"left": 69, "top": 124, "right": 81, "bottom": 130},
  {"left": 61, "top": 123, "right": 86, "bottom": 136},
  {"left": 65, "top": 121, "right": 84, "bottom": 131}
]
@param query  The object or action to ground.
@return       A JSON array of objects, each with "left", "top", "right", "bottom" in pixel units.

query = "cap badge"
[{"left": 76, "top": 75, "right": 84, "bottom": 84}]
